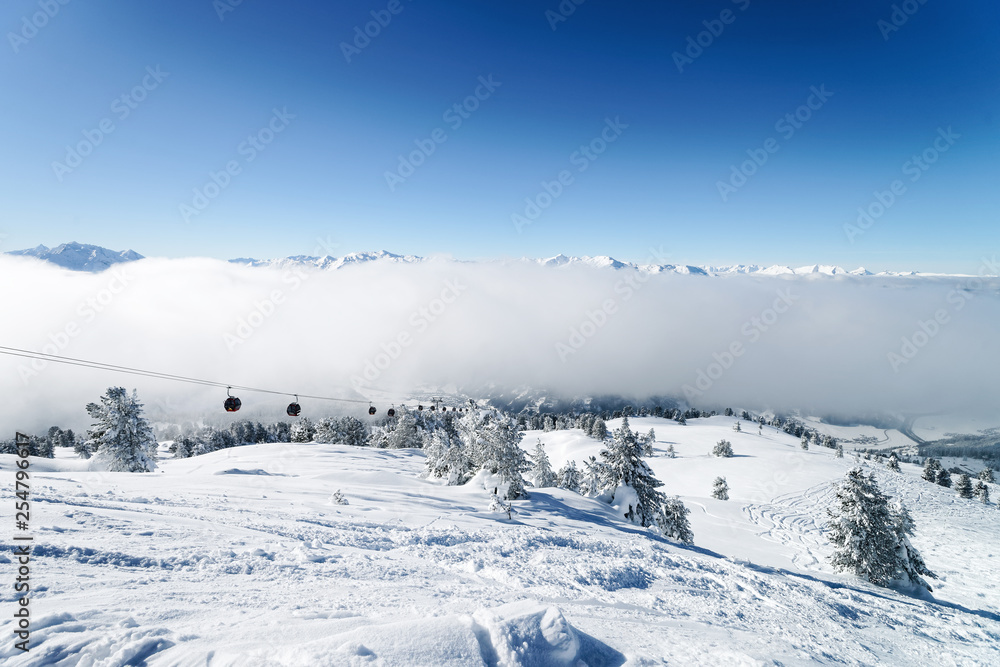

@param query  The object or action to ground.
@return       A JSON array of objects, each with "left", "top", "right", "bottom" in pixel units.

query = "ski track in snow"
[{"left": 2, "top": 417, "right": 1000, "bottom": 666}]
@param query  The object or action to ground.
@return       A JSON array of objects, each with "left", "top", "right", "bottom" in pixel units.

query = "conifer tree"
[
  {"left": 936, "top": 469, "right": 952, "bottom": 488},
  {"left": 978, "top": 468, "right": 995, "bottom": 484},
  {"left": 388, "top": 411, "right": 422, "bottom": 449},
  {"left": 712, "top": 476, "right": 729, "bottom": 500},
  {"left": 800, "top": 434, "right": 809, "bottom": 450},
  {"left": 955, "top": 473, "right": 974, "bottom": 499},
  {"left": 556, "top": 460, "right": 581, "bottom": 492},
  {"left": 657, "top": 497, "right": 693, "bottom": 544},
  {"left": 579, "top": 456, "right": 606, "bottom": 497},
  {"left": 590, "top": 418, "right": 607, "bottom": 441},
  {"left": 835, "top": 443, "right": 844, "bottom": 458},
  {"left": 530, "top": 440, "right": 556, "bottom": 488},
  {"left": 922, "top": 458, "right": 941, "bottom": 482},
  {"left": 827, "top": 468, "right": 935, "bottom": 590},
  {"left": 713, "top": 439, "right": 734, "bottom": 458},
  {"left": 886, "top": 453, "right": 900, "bottom": 472},
  {"left": 85, "top": 387, "right": 158, "bottom": 472},
  {"left": 974, "top": 480, "right": 990, "bottom": 504},
  {"left": 641, "top": 428, "right": 655, "bottom": 457},
  {"left": 478, "top": 413, "right": 529, "bottom": 499},
  {"left": 666, "top": 444, "right": 676, "bottom": 459}
]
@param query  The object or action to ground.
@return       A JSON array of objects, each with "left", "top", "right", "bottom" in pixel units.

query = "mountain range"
[{"left": 4, "top": 243, "right": 953, "bottom": 277}]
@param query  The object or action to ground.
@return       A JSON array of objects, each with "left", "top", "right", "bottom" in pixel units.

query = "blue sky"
[{"left": 1, "top": 0, "right": 998, "bottom": 272}]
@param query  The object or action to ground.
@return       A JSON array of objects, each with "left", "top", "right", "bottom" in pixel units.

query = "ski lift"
[
  {"left": 224, "top": 387, "right": 241, "bottom": 413},
  {"left": 387, "top": 406, "right": 396, "bottom": 418},
  {"left": 286, "top": 396, "right": 301, "bottom": 417},
  {"left": 418, "top": 404, "right": 424, "bottom": 411},
  {"left": 368, "top": 403, "right": 377, "bottom": 416}
]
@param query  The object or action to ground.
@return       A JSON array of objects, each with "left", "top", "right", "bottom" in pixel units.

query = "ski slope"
[{"left": 2, "top": 416, "right": 999, "bottom": 665}]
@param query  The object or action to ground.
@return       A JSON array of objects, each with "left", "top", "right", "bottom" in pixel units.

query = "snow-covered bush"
[{"left": 713, "top": 439, "right": 733, "bottom": 458}]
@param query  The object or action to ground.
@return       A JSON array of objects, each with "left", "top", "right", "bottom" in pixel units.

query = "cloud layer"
[{"left": 2, "top": 256, "right": 997, "bottom": 434}]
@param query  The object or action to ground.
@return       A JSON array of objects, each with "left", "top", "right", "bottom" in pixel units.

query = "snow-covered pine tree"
[
  {"left": 641, "top": 428, "right": 655, "bottom": 457},
  {"left": 556, "top": 460, "right": 581, "bottom": 492},
  {"left": 85, "top": 387, "right": 158, "bottom": 472},
  {"left": 979, "top": 468, "right": 995, "bottom": 484},
  {"left": 590, "top": 417, "right": 607, "bottom": 440},
  {"left": 827, "top": 468, "right": 935, "bottom": 590},
  {"left": 712, "top": 476, "right": 729, "bottom": 500},
  {"left": 955, "top": 473, "right": 974, "bottom": 499},
  {"left": 388, "top": 410, "right": 422, "bottom": 449},
  {"left": 290, "top": 418, "right": 315, "bottom": 443},
  {"left": 600, "top": 416, "right": 667, "bottom": 529},
  {"left": 835, "top": 443, "right": 844, "bottom": 458},
  {"left": 173, "top": 437, "right": 192, "bottom": 459},
  {"left": 529, "top": 440, "right": 556, "bottom": 488},
  {"left": 74, "top": 436, "right": 93, "bottom": 459},
  {"left": 733, "top": 421, "right": 742, "bottom": 432},
  {"left": 936, "top": 469, "right": 952, "bottom": 488},
  {"left": 886, "top": 453, "right": 900, "bottom": 472},
  {"left": 666, "top": 444, "right": 676, "bottom": 459},
  {"left": 478, "top": 413, "right": 529, "bottom": 499},
  {"left": 800, "top": 434, "right": 809, "bottom": 450},
  {"left": 713, "top": 439, "right": 733, "bottom": 458},
  {"left": 974, "top": 480, "right": 990, "bottom": 504},
  {"left": 922, "top": 458, "right": 941, "bottom": 482},
  {"left": 489, "top": 489, "right": 512, "bottom": 519},
  {"left": 656, "top": 496, "right": 693, "bottom": 544},
  {"left": 423, "top": 430, "right": 450, "bottom": 479},
  {"left": 579, "top": 456, "right": 606, "bottom": 497},
  {"left": 443, "top": 440, "right": 474, "bottom": 485},
  {"left": 890, "top": 499, "right": 937, "bottom": 591},
  {"left": 827, "top": 468, "right": 900, "bottom": 587},
  {"left": 330, "top": 490, "right": 349, "bottom": 505}
]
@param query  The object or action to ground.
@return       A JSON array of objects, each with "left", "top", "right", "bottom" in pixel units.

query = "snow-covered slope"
[
  {"left": 3, "top": 415, "right": 998, "bottom": 665},
  {"left": 6, "top": 242, "right": 143, "bottom": 272}
]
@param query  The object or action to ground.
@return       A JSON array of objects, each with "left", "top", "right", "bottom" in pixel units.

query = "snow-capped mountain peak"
[{"left": 6, "top": 242, "right": 143, "bottom": 272}]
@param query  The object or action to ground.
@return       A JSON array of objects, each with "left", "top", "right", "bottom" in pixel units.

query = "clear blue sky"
[{"left": 1, "top": 0, "right": 998, "bottom": 272}]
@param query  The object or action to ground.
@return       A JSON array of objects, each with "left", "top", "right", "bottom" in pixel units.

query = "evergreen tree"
[
  {"left": 656, "top": 497, "right": 693, "bottom": 544},
  {"left": 889, "top": 499, "right": 937, "bottom": 591},
  {"left": 556, "top": 460, "right": 581, "bottom": 492},
  {"left": 835, "top": 443, "right": 844, "bottom": 458},
  {"left": 978, "top": 468, "right": 995, "bottom": 484},
  {"left": 579, "top": 456, "right": 606, "bottom": 497},
  {"left": 955, "top": 473, "right": 974, "bottom": 499},
  {"left": 529, "top": 440, "right": 556, "bottom": 488},
  {"left": 827, "top": 468, "right": 935, "bottom": 590},
  {"left": 290, "top": 417, "right": 315, "bottom": 443},
  {"left": 800, "top": 434, "right": 809, "bottom": 450},
  {"left": 974, "top": 480, "right": 990, "bottom": 504},
  {"left": 85, "top": 387, "right": 158, "bottom": 472},
  {"left": 641, "top": 428, "right": 656, "bottom": 457},
  {"left": 886, "top": 453, "right": 900, "bottom": 472},
  {"left": 478, "top": 413, "right": 529, "bottom": 500},
  {"left": 600, "top": 417, "right": 667, "bottom": 529},
  {"left": 713, "top": 439, "right": 734, "bottom": 458},
  {"left": 666, "top": 443, "right": 676, "bottom": 459},
  {"left": 590, "top": 418, "right": 607, "bottom": 440},
  {"left": 173, "top": 437, "right": 192, "bottom": 459},
  {"left": 388, "top": 410, "right": 422, "bottom": 449},
  {"left": 922, "top": 458, "right": 941, "bottom": 482},
  {"left": 733, "top": 421, "right": 742, "bottom": 433},
  {"left": 712, "top": 476, "right": 729, "bottom": 500},
  {"left": 936, "top": 469, "right": 952, "bottom": 488},
  {"left": 330, "top": 490, "right": 349, "bottom": 505},
  {"left": 74, "top": 436, "right": 93, "bottom": 459}
]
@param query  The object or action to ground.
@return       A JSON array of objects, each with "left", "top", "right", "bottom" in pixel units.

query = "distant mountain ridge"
[
  {"left": 6, "top": 242, "right": 143, "bottom": 272},
  {"left": 5, "top": 243, "right": 958, "bottom": 277}
]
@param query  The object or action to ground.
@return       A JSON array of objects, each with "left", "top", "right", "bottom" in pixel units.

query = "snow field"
[{"left": 1, "top": 416, "right": 998, "bottom": 665}]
